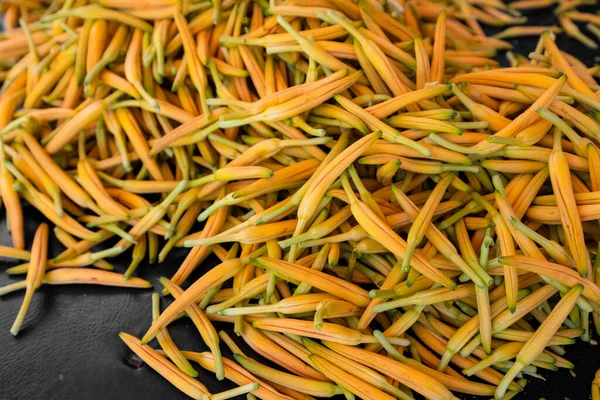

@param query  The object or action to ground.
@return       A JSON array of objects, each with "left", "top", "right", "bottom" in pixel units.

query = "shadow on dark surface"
[{"left": 1, "top": 4, "right": 600, "bottom": 400}]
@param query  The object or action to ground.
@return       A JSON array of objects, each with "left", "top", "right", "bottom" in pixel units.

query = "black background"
[{"left": 1, "top": 4, "right": 600, "bottom": 400}]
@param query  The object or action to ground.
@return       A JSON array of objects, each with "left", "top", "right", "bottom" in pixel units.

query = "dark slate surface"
[{"left": 1, "top": 4, "right": 600, "bottom": 399}]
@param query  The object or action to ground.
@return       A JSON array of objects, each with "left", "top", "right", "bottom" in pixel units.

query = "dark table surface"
[{"left": 2, "top": 5, "right": 600, "bottom": 400}]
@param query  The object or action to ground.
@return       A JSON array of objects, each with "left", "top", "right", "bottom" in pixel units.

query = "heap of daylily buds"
[{"left": 1, "top": 0, "right": 600, "bottom": 399}]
